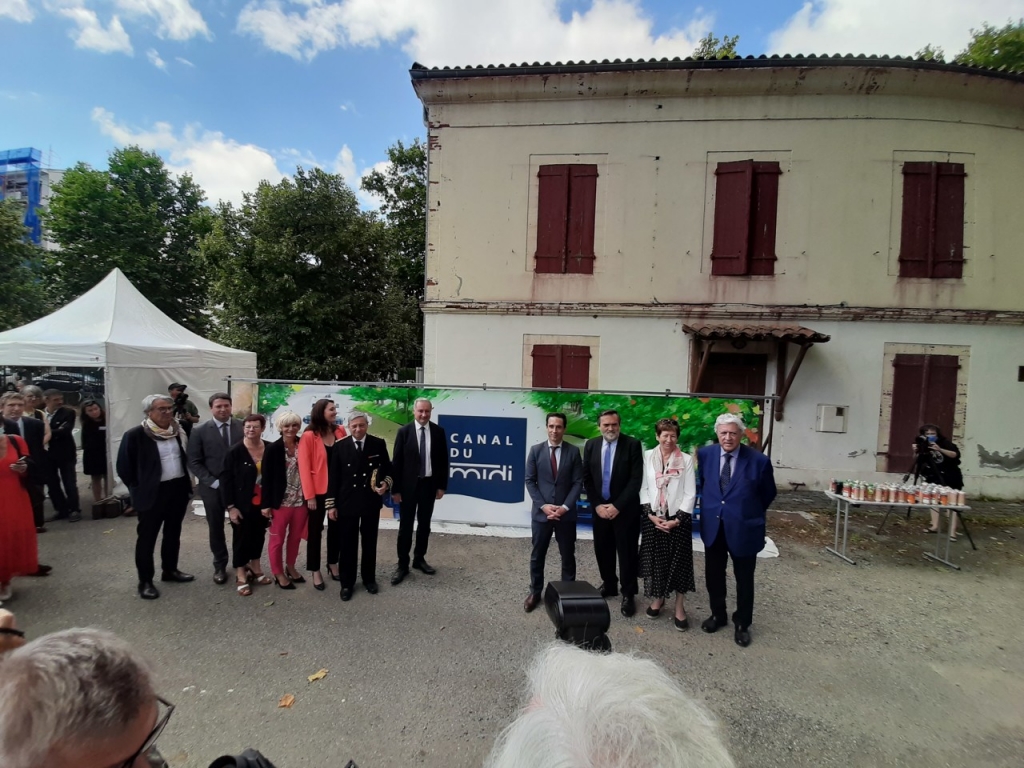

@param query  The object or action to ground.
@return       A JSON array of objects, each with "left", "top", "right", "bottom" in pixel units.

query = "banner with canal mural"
[{"left": 253, "top": 383, "right": 759, "bottom": 528}]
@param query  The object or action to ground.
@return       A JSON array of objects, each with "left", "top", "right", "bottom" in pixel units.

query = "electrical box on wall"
[{"left": 816, "top": 404, "right": 848, "bottom": 433}]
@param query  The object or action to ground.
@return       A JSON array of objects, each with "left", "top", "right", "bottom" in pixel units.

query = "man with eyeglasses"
[
  {"left": 0, "top": 626, "right": 175, "bottom": 768},
  {"left": 116, "top": 394, "right": 195, "bottom": 600}
]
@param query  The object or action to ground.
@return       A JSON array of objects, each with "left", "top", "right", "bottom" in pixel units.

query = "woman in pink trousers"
[{"left": 261, "top": 412, "right": 309, "bottom": 589}]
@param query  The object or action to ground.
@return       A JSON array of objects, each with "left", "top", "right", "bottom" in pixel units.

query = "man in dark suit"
[
  {"left": 523, "top": 413, "right": 584, "bottom": 612},
  {"left": 327, "top": 412, "right": 393, "bottom": 601},
  {"left": 116, "top": 394, "right": 195, "bottom": 600},
  {"left": 582, "top": 409, "right": 644, "bottom": 617},
  {"left": 2, "top": 392, "right": 48, "bottom": 532},
  {"left": 390, "top": 398, "right": 449, "bottom": 585},
  {"left": 186, "top": 392, "right": 244, "bottom": 584},
  {"left": 43, "top": 390, "right": 81, "bottom": 523},
  {"left": 696, "top": 413, "right": 776, "bottom": 648}
]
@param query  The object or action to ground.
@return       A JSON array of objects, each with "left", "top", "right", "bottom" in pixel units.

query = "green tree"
[
  {"left": 360, "top": 140, "right": 427, "bottom": 374},
  {"left": 692, "top": 32, "right": 740, "bottom": 60},
  {"left": 954, "top": 20, "right": 1024, "bottom": 71},
  {"left": 202, "top": 167, "right": 420, "bottom": 381},
  {"left": 0, "top": 200, "right": 48, "bottom": 331},
  {"left": 43, "top": 146, "right": 213, "bottom": 333},
  {"left": 915, "top": 43, "right": 945, "bottom": 62}
]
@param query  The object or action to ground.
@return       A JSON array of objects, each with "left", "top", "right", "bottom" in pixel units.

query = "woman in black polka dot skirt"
[{"left": 638, "top": 418, "right": 696, "bottom": 630}]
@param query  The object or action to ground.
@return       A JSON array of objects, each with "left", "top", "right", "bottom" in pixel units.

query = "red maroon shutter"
[
  {"left": 899, "top": 162, "right": 936, "bottom": 278},
  {"left": 535, "top": 166, "right": 570, "bottom": 273},
  {"left": 566, "top": 165, "right": 598, "bottom": 275},
  {"left": 531, "top": 345, "right": 560, "bottom": 387},
  {"left": 749, "top": 162, "right": 781, "bottom": 276},
  {"left": 887, "top": 354, "right": 927, "bottom": 472},
  {"left": 932, "top": 163, "right": 966, "bottom": 279},
  {"left": 560, "top": 345, "right": 591, "bottom": 389},
  {"left": 710, "top": 161, "right": 753, "bottom": 275}
]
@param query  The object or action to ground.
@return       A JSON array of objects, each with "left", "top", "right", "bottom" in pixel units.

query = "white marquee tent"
[{"left": 0, "top": 268, "right": 257, "bottom": 476}]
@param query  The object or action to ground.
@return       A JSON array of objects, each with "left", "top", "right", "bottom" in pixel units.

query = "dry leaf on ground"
[
  {"left": 307, "top": 669, "right": 328, "bottom": 683},
  {"left": 635, "top": 626, "right": 645, "bottom": 634},
  {"left": 278, "top": 694, "right": 295, "bottom": 708}
]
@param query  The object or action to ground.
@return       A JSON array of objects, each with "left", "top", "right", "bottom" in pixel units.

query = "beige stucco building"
[{"left": 411, "top": 56, "right": 1024, "bottom": 498}]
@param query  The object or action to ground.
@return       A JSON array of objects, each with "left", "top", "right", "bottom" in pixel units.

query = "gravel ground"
[{"left": 8, "top": 499, "right": 1024, "bottom": 768}]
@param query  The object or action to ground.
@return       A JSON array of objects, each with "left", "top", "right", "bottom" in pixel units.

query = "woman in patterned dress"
[{"left": 638, "top": 418, "right": 696, "bottom": 631}]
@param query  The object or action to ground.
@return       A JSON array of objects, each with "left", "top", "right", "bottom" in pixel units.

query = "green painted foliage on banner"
[
  {"left": 341, "top": 386, "right": 447, "bottom": 425},
  {"left": 257, "top": 383, "right": 296, "bottom": 414},
  {"left": 524, "top": 391, "right": 759, "bottom": 451}
]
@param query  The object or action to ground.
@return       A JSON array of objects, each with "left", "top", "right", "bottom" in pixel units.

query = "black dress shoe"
[
  {"left": 735, "top": 626, "right": 752, "bottom": 647},
  {"left": 160, "top": 570, "right": 195, "bottom": 583},
  {"left": 412, "top": 559, "right": 436, "bottom": 575},
  {"left": 138, "top": 582, "right": 160, "bottom": 600},
  {"left": 36, "top": 526, "right": 46, "bottom": 534},
  {"left": 212, "top": 568, "right": 228, "bottom": 585},
  {"left": 599, "top": 584, "right": 619, "bottom": 598},
  {"left": 340, "top": 587, "right": 353, "bottom": 601},
  {"left": 30, "top": 564, "right": 53, "bottom": 577},
  {"left": 329, "top": 568, "right": 341, "bottom": 582},
  {"left": 68, "top": 510, "right": 82, "bottom": 522},
  {"left": 363, "top": 581, "right": 379, "bottom": 594},
  {"left": 289, "top": 574, "right": 306, "bottom": 584},
  {"left": 391, "top": 566, "right": 409, "bottom": 585},
  {"left": 524, "top": 593, "right": 541, "bottom": 613},
  {"left": 701, "top": 615, "right": 729, "bottom": 634},
  {"left": 674, "top": 616, "right": 690, "bottom": 632},
  {"left": 621, "top": 595, "right": 636, "bottom": 617},
  {"left": 275, "top": 578, "right": 296, "bottom": 590}
]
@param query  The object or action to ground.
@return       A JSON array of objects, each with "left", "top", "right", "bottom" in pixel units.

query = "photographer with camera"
[
  {"left": 912, "top": 423, "right": 964, "bottom": 541},
  {"left": 168, "top": 383, "right": 200, "bottom": 437}
]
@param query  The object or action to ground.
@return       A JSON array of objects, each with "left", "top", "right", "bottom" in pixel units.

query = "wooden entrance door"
[
  {"left": 703, "top": 353, "right": 768, "bottom": 397},
  {"left": 886, "top": 354, "right": 959, "bottom": 473}
]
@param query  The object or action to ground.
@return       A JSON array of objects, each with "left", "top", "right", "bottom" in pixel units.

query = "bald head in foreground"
[{"left": 485, "top": 644, "right": 735, "bottom": 768}]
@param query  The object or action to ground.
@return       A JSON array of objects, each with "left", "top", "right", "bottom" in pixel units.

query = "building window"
[
  {"left": 710, "top": 160, "right": 781, "bottom": 276},
  {"left": 530, "top": 345, "right": 591, "bottom": 389},
  {"left": 898, "top": 162, "right": 966, "bottom": 278},
  {"left": 535, "top": 164, "right": 598, "bottom": 274}
]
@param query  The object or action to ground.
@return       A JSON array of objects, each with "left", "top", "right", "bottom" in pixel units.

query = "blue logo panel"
[{"left": 439, "top": 415, "right": 526, "bottom": 504}]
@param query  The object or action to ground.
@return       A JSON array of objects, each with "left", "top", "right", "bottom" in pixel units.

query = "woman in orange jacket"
[{"left": 298, "top": 399, "right": 347, "bottom": 590}]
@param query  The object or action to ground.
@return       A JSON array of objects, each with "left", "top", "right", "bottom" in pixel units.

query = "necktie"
[
  {"left": 550, "top": 446, "right": 558, "bottom": 479},
  {"left": 18, "top": 419, "right": 24, "bottom": 438},
  {"left": 601, "top": 443, "right": 612, "bottom": 499},
  {"left": 720, "top": 453, "right": 732, "bottom": 494},
  {"left": 221, "top": 422, "right": 230, "bottom": 448},
  {"left": 419, "top": 426, "right": 427, "bottom": 477},
  {"left": 356, "top": 440, "right": 362, "bottom": 453}
]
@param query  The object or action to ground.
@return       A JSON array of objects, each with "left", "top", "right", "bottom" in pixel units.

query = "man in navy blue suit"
[
  {"left": 522, "top": 413, "right": 583, "bottom": 613},
  {"left": 696, "top": 413, "right": 776, "bottom": 647}
]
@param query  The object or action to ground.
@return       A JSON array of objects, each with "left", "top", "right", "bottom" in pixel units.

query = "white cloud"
[
  {"left": 114, "top": 0, "right": 210, "bottom": 41},
  {"left": 57, "top": 6, "right": 134, "bottom": 54},
  {"left": 147, "top": 48, "right": 167, "bottom": 69},
  {"left": 237, "top": 0, "right": 711, "bottom": 65},
  {"left": 769, "top": 0, "right": 1024, "bottom": 58},
  {"left": 0, "top": 0, "right": 33, "bottom": 22},
  {"left": 91, "top": 107, "right": 290, "bottom": 206},
  {"left": 175, "top": 55, "right": 195, "bottom": 66}
]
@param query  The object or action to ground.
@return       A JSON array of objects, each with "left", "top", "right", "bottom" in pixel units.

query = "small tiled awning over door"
[{"left": 683, "top": 324, "right": 831, "bottom": 454}]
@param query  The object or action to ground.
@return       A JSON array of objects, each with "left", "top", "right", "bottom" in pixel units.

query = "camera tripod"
[{"left": 876, "top": 451, "right": 976, "bottom": 551}]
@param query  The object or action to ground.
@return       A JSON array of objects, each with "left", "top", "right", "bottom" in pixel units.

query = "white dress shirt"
[
  {"left": 157, "top": 438, "right": 185, "bottom": 482},
  {"left": 417, "top": 422, "right": 432, "bottom": 477}
]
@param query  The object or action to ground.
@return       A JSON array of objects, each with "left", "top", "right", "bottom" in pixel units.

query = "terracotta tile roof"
[
  {"left": 410, "top": 54, "right": 1024, "bottom": 85},
  {"left": 682, "top": 324, "right": 831, "bottom": 343}
]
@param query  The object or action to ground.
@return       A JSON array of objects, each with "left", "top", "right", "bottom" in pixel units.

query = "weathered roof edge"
[{"left": 410, "top": 54, "right": 1024, "bottom": 86}]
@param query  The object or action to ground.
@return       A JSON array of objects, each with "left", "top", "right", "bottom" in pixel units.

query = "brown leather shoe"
[{"left": 524, "top": 593, "right": 541, "bottom": 613}]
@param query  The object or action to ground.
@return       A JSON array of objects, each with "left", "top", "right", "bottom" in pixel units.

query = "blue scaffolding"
[{"left": 0, "top": 147, "right": 43, "bottom": 244}]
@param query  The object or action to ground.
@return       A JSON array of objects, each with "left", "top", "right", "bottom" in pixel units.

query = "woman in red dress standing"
[{"left": 0, "top": 431, "right": 38, "bottom": 604}]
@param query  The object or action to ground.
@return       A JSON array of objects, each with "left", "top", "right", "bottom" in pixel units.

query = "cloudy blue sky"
[{"left": 2, "top": 0, "right": 1022, "bottom": 206}]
